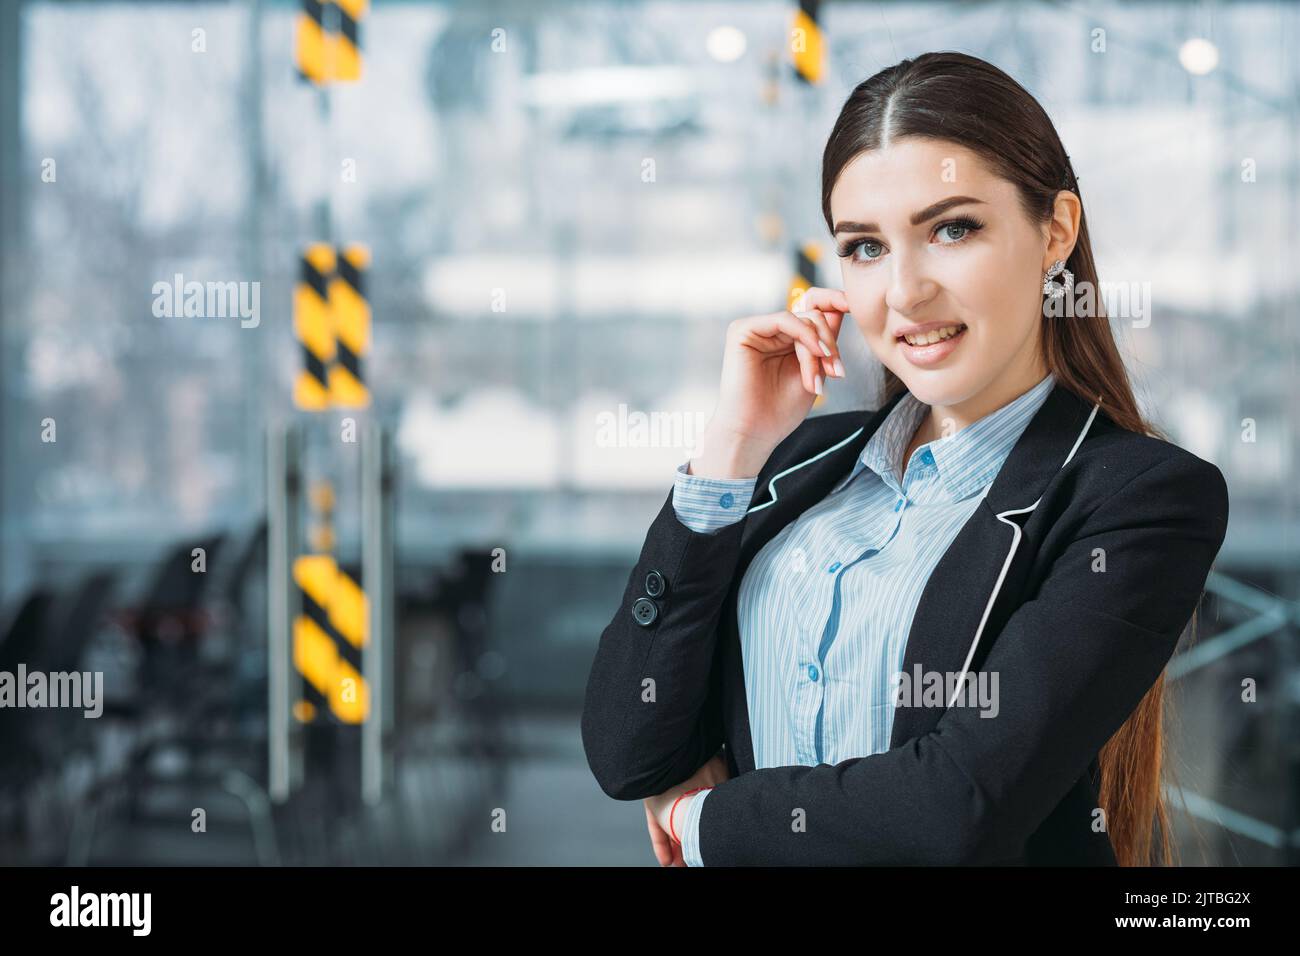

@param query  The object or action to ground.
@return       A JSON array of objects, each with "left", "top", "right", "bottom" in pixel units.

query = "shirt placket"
[{"left": 794, "top": 472, "right": 912, "bottom": 765}]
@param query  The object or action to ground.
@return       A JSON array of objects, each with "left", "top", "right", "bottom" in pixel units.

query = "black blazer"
[{"left": 581, "top": 380, "right": 1230, "bottom": 865}]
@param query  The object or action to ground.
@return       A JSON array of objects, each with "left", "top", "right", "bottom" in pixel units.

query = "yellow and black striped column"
[
  {"left": 294, "top": 243, "right": 372, "bottom": 411},
  {"left": 329, "top": 244, "right": 371, "bottom": 408},
  {"left": 294, "top": 244, "right": 337, "bottom": 411},
  {"left": 292, "top": 556, "right": 370, "bottom": 725},
  {"left": 792, "top": 0, "right": 825, "bottom": 86},
  {"left": 295, "top": 0, "right": 367, "bottom": 85},
  {"left": 293, "top": 477, "right": 370, "bottom": 725}
]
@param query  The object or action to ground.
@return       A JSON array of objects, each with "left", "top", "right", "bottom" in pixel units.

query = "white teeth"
[{"left": 903, "top": 324, "right": 965, "bottom": 346}]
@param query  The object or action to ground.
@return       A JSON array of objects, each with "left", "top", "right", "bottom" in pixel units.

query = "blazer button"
[
  {"left": 632, "top": 597, "right": 659, "bottom": 626},
  {"left": 644, "top": 569, "right": 667, "bottom": 598}
]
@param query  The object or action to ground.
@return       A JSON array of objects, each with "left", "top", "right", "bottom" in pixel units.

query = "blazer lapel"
[
  {"left": 737, "top": 393, "right": 907, "bottom": 580},
  {"left": 889, "top": 382, "right": 1104, "bottom": 745}
]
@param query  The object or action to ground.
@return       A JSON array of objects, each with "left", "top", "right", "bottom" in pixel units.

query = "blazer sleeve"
[
  {"left": 580, "top": 482, "right": 751, "bottom": 800},
  {"left": 693, "top": 452, "right": 1231, "bottom": 865}
]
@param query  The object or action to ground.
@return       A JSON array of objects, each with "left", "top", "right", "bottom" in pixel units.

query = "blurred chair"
[{"left": 69, "top": 526, "right": 279, "bottom": 865}]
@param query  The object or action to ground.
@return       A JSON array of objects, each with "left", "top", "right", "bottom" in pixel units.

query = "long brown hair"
[{"left": 820, "top": 51, "right": 1193, "bottom": 866}]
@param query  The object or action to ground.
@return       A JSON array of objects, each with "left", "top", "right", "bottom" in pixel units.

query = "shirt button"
[
  {"left": 894, "top": 498, "right": 904, "bottom": 512},
  {"left": 826, "top": 560, "right": 841, "bottom": 573},
  {"left": 807, "top": 665, "right": 819, "bottom": 682},
  {"left": 719, "top": 492, "right": 734, "bottom": 509},
  {"left": 921, "top": 449, "right": 934, "bottom": 465}
]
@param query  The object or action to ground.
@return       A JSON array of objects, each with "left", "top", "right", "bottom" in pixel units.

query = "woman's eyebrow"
[{"left": 832, "top": 195, "right": 987, "bottom": 235}]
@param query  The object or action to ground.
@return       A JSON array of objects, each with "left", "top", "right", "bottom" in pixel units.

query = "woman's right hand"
[
  {"left": 692, "top": 287, "right": 850, "bottom": 479},
  {"left": 644, "top": 753, "right": 732, "bottom": 866}
]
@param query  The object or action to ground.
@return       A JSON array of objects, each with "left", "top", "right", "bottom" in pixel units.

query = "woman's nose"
[{"left": 884, "top": 257, "right": 939, "bottom": 316}]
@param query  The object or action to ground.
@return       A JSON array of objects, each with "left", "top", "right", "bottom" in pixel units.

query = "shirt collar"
[{"left": 836, "top": 371, "right": 1057, "bottom": 502}]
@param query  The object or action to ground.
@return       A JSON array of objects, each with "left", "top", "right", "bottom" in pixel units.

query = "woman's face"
[{"left": 829, "top": 137, "right": 1053, "bottom": 416}]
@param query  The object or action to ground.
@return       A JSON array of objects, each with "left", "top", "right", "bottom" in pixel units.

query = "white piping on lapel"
[
  {"left": 946, "top": 399, "right": 1103, "bottom": 710},
  {"left": 745, "top": 425, "right": 866, "bottom": 515}
]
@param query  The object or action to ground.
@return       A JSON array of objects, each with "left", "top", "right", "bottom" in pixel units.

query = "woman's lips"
[{"left": 897, "top": 325, "right": 967, "bottom": 367}]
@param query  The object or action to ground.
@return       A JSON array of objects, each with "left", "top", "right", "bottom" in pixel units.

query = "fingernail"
[
  {"left": 820, "top": 340, "right": 832, "bottom": 357},
  {"left": 834, "top": 358, "right": 845, "bottom": 377},
  {"left": 814, "top": 374, "right": 823, "bottom": 396}
]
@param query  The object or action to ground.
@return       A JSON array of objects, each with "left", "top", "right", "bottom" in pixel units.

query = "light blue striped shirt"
[{"left": 673, "top": 371, "right": 1055, "bottom": 865}]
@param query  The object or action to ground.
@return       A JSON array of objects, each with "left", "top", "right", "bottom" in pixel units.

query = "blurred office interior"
[{"left": 0, "top": 0, "right": 1297, "bottom": 865}]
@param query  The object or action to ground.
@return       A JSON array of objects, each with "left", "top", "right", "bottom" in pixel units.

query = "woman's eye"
[
  {"left": 937, "top": 222, "right": 969, "bottom": 243},
  {"left": 853, "top": 240, "right": 884, "bottom": 261}
]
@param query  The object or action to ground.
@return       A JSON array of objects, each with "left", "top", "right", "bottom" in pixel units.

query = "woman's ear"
[{"left": 1043, "top": 189, "right": 1082, "bottom": 269}]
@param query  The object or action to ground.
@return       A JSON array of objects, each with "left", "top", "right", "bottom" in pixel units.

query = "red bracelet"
[{"left": 669, "top": 786, "right": 713, "bottom": 846}]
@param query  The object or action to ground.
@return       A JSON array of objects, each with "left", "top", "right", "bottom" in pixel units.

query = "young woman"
[{"left": 581, "top": 51, "right": 1229, "bottom": 866}]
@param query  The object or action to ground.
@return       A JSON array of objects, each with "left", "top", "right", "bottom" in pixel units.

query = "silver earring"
[{"left": 1042, "top": 258, "right": 1074, "bottom": 299}]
